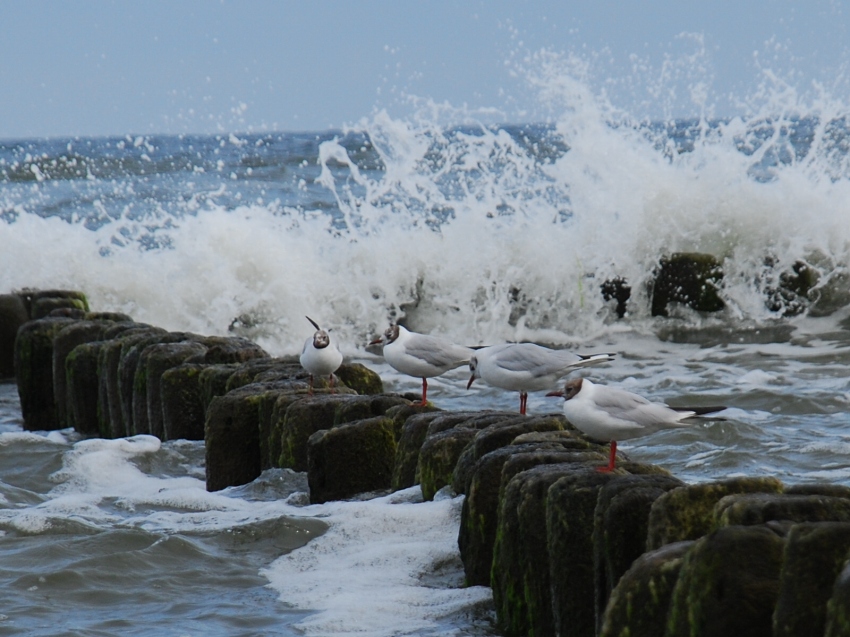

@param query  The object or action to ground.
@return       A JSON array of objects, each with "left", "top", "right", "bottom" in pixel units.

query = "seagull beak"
[
  {"left": 369, "top": 337, "right": 383, "bottom": 346},
  {"left": 466, "top": 376, "right": 475, "bottom": 390},
  {"left": 546, "top": 390, "right": 564, "bottom": 398}
]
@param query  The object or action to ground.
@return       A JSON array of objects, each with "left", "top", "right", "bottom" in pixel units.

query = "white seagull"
[
  {"left": 547, "top": 378, "right": 725, "bottom": 471},
  {"left": 300, "top": 316, "right": 344, "bottom": 394},
  {"left": 466, "top": 343, "right": 615, "bottom": 415},
  {"left": 370, "top": 324, "right": 474, "bottom": 405}
]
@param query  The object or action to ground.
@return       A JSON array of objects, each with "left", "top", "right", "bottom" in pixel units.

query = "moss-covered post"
[
  {"left": 306, "top": 416, "right": 397, "bottom": 504},
  {"left": 333, "top": 362, "right": 384, "bottom": 395},
  {"left": 204, "top": 387, "right": 265, "bottom": 492},
  {"left": 646, "top": 477, "right": 784, "bottom": 550},
  {"left": 417, "top": 427, "right": 478, "bottom": 501},
  {"left": 392, "top": 411, "right": 448, "bottom": 491},
  {"left": 29, "top": 289, "right": 89, "bottom": 319},
  {"left": 141, "top": 341, "right": 209, "bottom": 439},
  {"left": 547, "top": 470, "right": 623, "bottom": 637},
  {"left": 98, "top": 326, "right": 165, "bottom": 438},
  {"left": 600, "top": 541, "right": 694, "bottom": 637},
  {"left": 593, "top": 474, "right": 685, "bottom": 627},
  {"left": 53, "top": 320, "right": 111, "bottom": 429},
  {"left": 459, "top": 444, "right": 586, "bottom": 588},
  {"left": 665, "top": 525, "right": 786, "bottom": 637},
  {"left": 66, "top": 341, "right": 107, "bottom": 435},
  {"left": 160, "top": 363, "right": 207, "bottom": 441},
  {"left": 491, "top": 458, "right": 605, "bottom": 637},
  {"left": 14, "top": 316, "right": 77, "bottom": 430},
  {"left": 0, "top": 293, "right": 29, "bottom": 379},
  {"left": 774, "top": 522, "right": 850, "bottom": 637},
  {"left": 825, "top": 556, "right": 850, "bottom": 637}
]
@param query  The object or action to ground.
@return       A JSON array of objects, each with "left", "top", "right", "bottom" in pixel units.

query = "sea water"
[{"left": 2, "top": 48, "right": 850, "bottom": 635}]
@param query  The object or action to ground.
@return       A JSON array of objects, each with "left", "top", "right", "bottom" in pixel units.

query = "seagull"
[
  {"left": 300, "top": 316, "right": 343, "bottom": 394},
  {"left": 547, "top": 378, "right": 726, "bottom": 471},
  {"left": 467, "top": 343, "right": 615, "bottom": 415},
  {"left": 370, "top": 324, "right": 474, "bottom": 405}
]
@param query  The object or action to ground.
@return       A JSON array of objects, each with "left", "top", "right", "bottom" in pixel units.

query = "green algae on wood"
[
  {"left": 417, "top": 427, "right": 478, "bottom": 501},
  {"left": 646, "top": 477, "right": 785, "bottom": 550},
  {"left": 665, "top": 524, "right": 786, "bottom": 637},
  {"left": 306, "top": 416, "right": 397, "bottom": 504},
  {"left": 774, "top": 522, "right": 850, "bottom": 637},
  {"left": 600, "top": 540, "right": 694, "bottom": 637}
]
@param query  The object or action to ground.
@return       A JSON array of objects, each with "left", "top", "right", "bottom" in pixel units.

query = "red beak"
[
  {"left": 546, "top": 390, "right": 564, "bottom": 398},
  {"left": 466, "top": 376, "right": 475, "bottom": 390},
  {"left": 369, "top": 337, "right": 383, "bottom": 346}
]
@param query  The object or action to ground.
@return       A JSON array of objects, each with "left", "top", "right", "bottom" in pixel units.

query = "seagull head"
[
  {"left": 312, "top": 331, "right": 331, "bottom": 349},
  {"left": 369, "top": 324, "right": 400, "bottom": 347},
  {"left": 546, "top": 377, "right": 584, "bottom": 400},
  {"left": 306, "top": 316, "right": 331, "bottom": 349}
]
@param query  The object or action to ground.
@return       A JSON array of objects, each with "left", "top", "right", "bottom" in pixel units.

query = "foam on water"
[
  {"left": 0, "top": 411, "right": 493, "bottom": 635},
  {"left": 2, "top": 49, "right": 850, "bottom": 355},
  {"left": 262, "top": 488, "right": 494, "bottom": 637}
]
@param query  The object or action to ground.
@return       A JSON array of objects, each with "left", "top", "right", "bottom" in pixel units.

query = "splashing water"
[{"left": 1, "top": 48, "right": 850, "bottom": 355}]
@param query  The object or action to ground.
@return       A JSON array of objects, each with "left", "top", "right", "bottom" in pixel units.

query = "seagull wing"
[
  {"left": 494, "top": 344, "right": 607, "bottom": 379},
  {"left": 405, "top": 334, "right": 473, "bottom": 369},
  {"left": 487, "top": 344, "right": 563, "bottom": 375},
  {"left": 594, "top": 387, "right": 696, "bottom": 435}
]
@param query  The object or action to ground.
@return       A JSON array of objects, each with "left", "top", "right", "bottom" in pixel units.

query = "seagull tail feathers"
[
  {"left": 574, "top": 352, "right": 616, "bottom": 367},
  {"left": 672, "top": 405, "right": 727, "bottom": 419}
]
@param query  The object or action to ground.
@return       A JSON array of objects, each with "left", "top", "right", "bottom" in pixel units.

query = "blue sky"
[{"left": 1, "top": 1, "right": 848, "bottom": 139}]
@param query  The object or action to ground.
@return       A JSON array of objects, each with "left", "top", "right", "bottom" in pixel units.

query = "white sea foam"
[
  {"left": 800, "top": 440, "right": 850, "bottom": 455},
  {"left": 0, "top": 431, "right": 67, "bottom": 446},
  {"left": 738, "top": 369, "right": 780, "bottom": 386},
  {"left": 0, "top": 430, "right": 492, "bottom": 635},
  {"left": 3, "top": 49, "right": 850, "bottom": 357},
  {"left": 261, "top": 488, "right": 493, "bottom": 637},
  {"left": 5, "top": 512, "right": 53, "bottom": 534}
]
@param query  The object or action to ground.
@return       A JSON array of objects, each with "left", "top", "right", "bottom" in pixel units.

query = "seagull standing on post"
[
  {"left": 300, "top": 316, "right": 343, "bottom": 394},
  {"left": 370, "top": 324, "right": 473, "bottom": 406},
  {"left": 467, "top": 342, "right": 614, "bottom": 415},
  {"left": 547, "top": 378, "right": 726, "bottom": 471}
]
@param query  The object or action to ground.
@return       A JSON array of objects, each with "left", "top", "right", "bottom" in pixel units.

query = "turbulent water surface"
[{"left": 2, "top": 47, "right": 850, "bottom": 636}]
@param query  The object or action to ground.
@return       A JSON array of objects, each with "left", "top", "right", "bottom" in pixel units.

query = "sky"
[{"left": 1, "top": 0, "right": 849, "bottom": 140}]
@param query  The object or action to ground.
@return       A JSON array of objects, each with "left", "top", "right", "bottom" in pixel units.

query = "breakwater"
[{"left": 3, "top": 288, "right": 850, "bottom": 637}]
